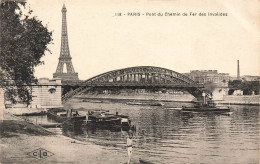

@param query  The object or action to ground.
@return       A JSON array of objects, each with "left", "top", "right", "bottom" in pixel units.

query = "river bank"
[
  {"left": 221, "top": 95, "right": 260, "bottom": 105},
  {"left": 75, "top": 93, "right": 196, "bottom": 102},
  {"left": 74, "top": 93, "right": 260, "bottom": 105},
  {"left": 0, "top": 112, "right": 139, "bottom": 164},
  {"left": 5, "top": 107, "right": 47, "bottom": 116}
]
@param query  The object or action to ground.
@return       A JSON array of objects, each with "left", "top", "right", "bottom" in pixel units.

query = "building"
[
  {"left": 184, "top": 70, "right": 230, "bottom": 86},
  {"left": 31, "top": 78, "right": 62, "bottom": 108}
]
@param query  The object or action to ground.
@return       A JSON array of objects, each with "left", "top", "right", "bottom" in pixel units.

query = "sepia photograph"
[{"left": 0, "top": 0, "right": 259, "bottom": 163}]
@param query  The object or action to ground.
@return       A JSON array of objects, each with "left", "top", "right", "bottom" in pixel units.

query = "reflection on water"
[{"left": 25, "top": 100, "right": 260, "bottom": 163}]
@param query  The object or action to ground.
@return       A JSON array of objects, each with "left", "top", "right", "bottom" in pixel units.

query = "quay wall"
[
  {"left": 75, "top": 93, "right": 195, "bottom": 102},
  {"left": 75, "top": 93, "right": 260, "bottom": 105},
  {"left": 222, "top": 95, "right": 260, "bottom": 105}
]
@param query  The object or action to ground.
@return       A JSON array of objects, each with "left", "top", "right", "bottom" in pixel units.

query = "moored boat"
[
  {"left": 86, "top": 110, "right": 132, "bottom": 129},
  {"left": 82, "top": 99, "right": 102, "bottom": 103},
  {"left": 182, "top": 100, "right": 230, "bottom": 112},
  {"left": 126, "top": 101, "right": 164, "bottom": 106},
  {"left": 150, "top": 102, "right": 164, "bottom": 106},
  {"left": 47, "top": 108, "right": 86, "bottom": 123}
]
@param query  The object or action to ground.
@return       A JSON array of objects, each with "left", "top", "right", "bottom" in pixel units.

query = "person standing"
[
  {"left": 67, "top": 108, "right": 72, "bottom": 118},
  {"left": 127, "top": 133, "right": 133, "bottom": 164}
]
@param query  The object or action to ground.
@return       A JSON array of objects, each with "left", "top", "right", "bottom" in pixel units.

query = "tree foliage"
[
  {"left": 0, "top": 1, "right": 52, "bottom": 105},
  {"left": 228, "top": 80, "right": 260, "bottom": 95}
]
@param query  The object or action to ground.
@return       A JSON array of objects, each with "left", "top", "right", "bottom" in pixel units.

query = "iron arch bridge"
[{"left": 62, "top": 66, "right": 206, "bottom": 102}]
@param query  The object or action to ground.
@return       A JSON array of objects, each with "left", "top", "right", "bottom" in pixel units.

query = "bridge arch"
[
  {"left": 84, "top": 66, "right": 196, "bottom": 86},
  {"left": 62, "top": 66, "right": 206, "bottom": 103}
]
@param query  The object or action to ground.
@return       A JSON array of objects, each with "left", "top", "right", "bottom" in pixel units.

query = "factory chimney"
[{"left": 237, "top": 60, "right": 240, "bottom": 80}]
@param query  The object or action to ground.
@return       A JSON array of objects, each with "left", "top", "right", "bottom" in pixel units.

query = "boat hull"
[
  {"left": 182, "top": 107, "right": 230, "bottom": 112},
  {"left": 127, "top": 102, "right": 163, "bottom": 106},
  {"left": 87, "top": 118, "right": 122, "bottom": 126},
  {"left": 86, "top": 111, "right": 132, "bottom": 130},
  {"left": 47, "top": 112, "right": 86, "bottom": 123}
]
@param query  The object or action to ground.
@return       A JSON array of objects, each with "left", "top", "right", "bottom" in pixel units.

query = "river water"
[{"left": 24, "top": 99, "right": 260, "bottom": 164}]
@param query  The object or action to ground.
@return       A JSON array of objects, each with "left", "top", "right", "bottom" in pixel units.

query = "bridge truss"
[{"left": 62, "top": 66, "right": 206, "bottom": 103}]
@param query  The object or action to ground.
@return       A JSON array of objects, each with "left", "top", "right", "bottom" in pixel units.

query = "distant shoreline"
[
  {"left": 221, "top": 95, "right": 260, "bottom": 106},
  {"left": 74, "top": 94, "right": 260, "bottom": 106}
]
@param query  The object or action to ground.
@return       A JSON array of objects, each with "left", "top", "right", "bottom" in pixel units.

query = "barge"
[
  {"left": 47, "top": 108, "right": 86, "bottom": 123},
  {"left": 86, "top": 110, "right": 132, "bottom": 129}
]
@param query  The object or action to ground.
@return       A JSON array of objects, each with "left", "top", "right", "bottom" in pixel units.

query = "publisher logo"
[{"left": 27, "top": 148, "right": 54, "bottom": 159}]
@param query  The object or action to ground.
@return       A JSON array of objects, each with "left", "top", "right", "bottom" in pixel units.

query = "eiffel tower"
[{"left": 53, "top": 4, "right": 79, "bottom": 81}]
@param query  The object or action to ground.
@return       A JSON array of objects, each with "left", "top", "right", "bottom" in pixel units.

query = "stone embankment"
[
  {"left": 75, "top": 93, "right": 260, "bottom": 105},
  {"left": 222, "top": 95, "right": 260, "bottom": 105},
  {"left": 75, "top": 93, "right": 195, "bottom": 102}
]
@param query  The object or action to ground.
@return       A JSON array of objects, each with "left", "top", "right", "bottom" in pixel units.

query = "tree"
[
  {"left": 0, "top": 1, "right": 52, "bottom": 105},
  {"left": 228, "top": 80, "right": 260, "bottom": 95},
  {"left": 228, "top": 80, "right": 243, "bottom": 90}
]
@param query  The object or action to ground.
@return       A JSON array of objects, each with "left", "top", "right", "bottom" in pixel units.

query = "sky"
[{"left": 25, "top": 0, "right": 260, "bottom": 80}]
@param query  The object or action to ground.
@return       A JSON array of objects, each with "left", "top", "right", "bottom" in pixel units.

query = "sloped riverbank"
[{"left": 0, "top": 112, "right": 138, "bottom": 164}]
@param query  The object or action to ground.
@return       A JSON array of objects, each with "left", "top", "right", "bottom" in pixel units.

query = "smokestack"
[{"left": 237, "top": 60, "right": 240, "bottom": 80}]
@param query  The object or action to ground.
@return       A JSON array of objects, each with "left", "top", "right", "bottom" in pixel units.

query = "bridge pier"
[{"left": 31, "top": 78, "right": 62, "bottom": 108}]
